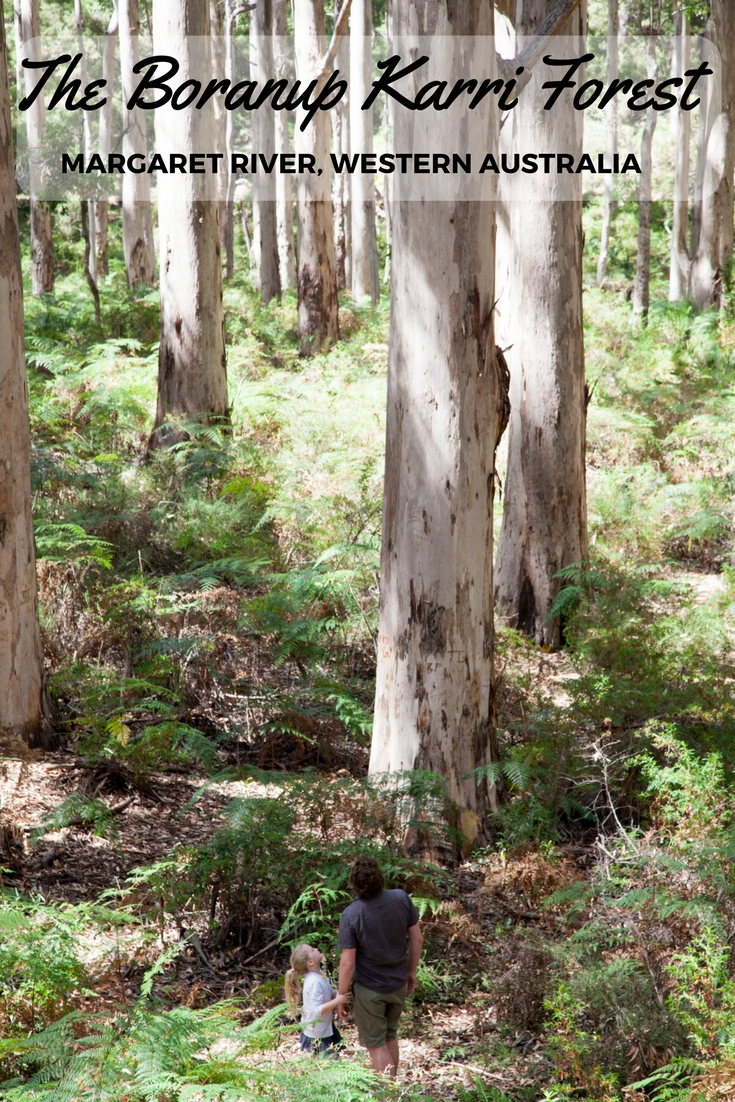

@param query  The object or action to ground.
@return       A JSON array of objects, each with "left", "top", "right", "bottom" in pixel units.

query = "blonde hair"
[{"left": 285, "top": 944, "right": 313, "bottom": 1011}]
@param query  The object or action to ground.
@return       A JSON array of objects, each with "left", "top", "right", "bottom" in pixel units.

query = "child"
[{"left": 285, "top": 943, "right": 349, "bottom": 1055}]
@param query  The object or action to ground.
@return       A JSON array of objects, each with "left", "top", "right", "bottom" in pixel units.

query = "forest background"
[{"left": 1, "top": 0, "right": 735, "bottom": 1100}]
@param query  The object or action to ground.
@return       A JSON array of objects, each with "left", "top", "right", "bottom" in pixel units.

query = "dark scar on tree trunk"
[
  {"left": 397, "top": 579, "right": 448, "bottom": 659},
  {"left": 518, "top": 574, "right": 536, "bottom": 637}
]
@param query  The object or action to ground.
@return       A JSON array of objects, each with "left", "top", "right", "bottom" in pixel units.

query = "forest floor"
[{"left": 1, "top": 643, "right": 590, "bottom": 1100}]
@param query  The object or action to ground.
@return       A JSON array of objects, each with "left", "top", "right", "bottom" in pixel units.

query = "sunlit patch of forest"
[{"left": 2, "top": 0, "right": 735, "bottom": 1099}]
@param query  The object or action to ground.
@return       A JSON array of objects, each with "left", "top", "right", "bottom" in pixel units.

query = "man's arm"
[
  {"left": 406, "top": 921, "right": 423, "bottom": 995},
  {"left": 337, "top": 948, "right": 356, "bottom": 1018}
]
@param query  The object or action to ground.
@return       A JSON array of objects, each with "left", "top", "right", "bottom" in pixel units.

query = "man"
[{"left": 337, "top": 856, "right": 423, "bottom": 1076}]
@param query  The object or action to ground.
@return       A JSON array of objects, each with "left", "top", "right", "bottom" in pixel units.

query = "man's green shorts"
[{"left": 352, "top": 983, "right": 407, "bottom": 1049}]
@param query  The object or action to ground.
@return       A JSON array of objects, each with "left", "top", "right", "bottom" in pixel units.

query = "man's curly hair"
[{"left": 350, "top": 856, "right": 385, "bottom": 900}]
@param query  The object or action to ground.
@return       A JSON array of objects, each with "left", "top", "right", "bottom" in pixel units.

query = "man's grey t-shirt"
[{"left": 338, "top": 889, "right": 420, "bottom": 994}]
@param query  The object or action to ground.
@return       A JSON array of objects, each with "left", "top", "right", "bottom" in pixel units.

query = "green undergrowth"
[
  {"left": 8, "top": 171, "right": 735, "bottom": 1100},
  {"left": 20, "top": 203, "right": 385, "bottom": 776}
]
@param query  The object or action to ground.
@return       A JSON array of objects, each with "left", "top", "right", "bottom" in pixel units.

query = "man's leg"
[
  {"left": 382, "top": 987, "right": 405, "bottom": 1076},
  {"left": 367, "top": 1044, "right": 397, "bottom": 1077}
]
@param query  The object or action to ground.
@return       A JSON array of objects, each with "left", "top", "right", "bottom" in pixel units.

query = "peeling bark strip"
[
  {"left": 150, "top": 0, "right": 228, "bottom": 445},
  {"left": 370, "top": 0, "right": 499, "bottom": 834},
  {"left": 0, "top": 1, "right": 45, "bottom": 746},
  {"left": 494, "top": 0, "right": 588, "bottom": 651}
]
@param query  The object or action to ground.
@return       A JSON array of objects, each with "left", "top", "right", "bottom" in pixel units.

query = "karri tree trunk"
[
  {"left": 595, "top": 0, "right": 618, "bottom": 288},
  {"left": 222, "top": 0, "right": 239, "bottom": 281},
  {"left": 689, "top": 1, "right": 735, "bottom": 310},
  {"left": 632, "top": 33, "right": 658, "bottom": 322},
  {"left": 210, "top": 0, "right": 230, "bottom": 268},
  {"left": 0, "top": 2, "right": 46, "bottom": 746},
  {"left": 494, "top": 0, "right": 588, "bottom": 650},
  {"left": 669, "top": 10, "right": 690, "bottom": 302},
  {"left": 14, "top": 0, "right": 54, "bottom": 295},
  {"left": 370, "top": 0, "right": 504, "bottom": 835},
  {"left": 119, "top": 0, "right": 156, "bottom": 285},
  {"left": 293, "top": 0, "right": 339, "bottom": 355},
  {"left": 332, "top": 29, "right": 350, "bottom": 292},
  {"left": 75, "top": 0, "right": 98, "bottom": 285},
  {"left": 151, "top": 0, "right": 228, "bottom": 443},
  {"left": 96, "top": 4, "right": 118, "bottom": 277},
  {"left": 274, "top": 0, "right": 296, "bottom": 289},
  {"left": 690, "top": 34, "right": 710, "bottom": 266},
  {"left": 250, "top": 0, "right": 281, "bottom": 302},
  {"left": 350, "top": 0, "right": 379, "bottom": 304}
]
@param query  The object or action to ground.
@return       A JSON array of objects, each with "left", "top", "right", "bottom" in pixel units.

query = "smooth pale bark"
[
  {"left": 151, "top": 0, "right": 228, "bottom": 443},
  {"left": 96, "top": 5, "right": 118, "bottom": 277},
  {"left": 370, "top": 0, "right": 502, "bottom": 833},
  {"left": 382, "top": 173, "right": 392, "bottom": 285},
  {"left": 350, "top": 0, "right": 379, "bottom": 304},
  {"left": 119, "top": 0, "right": 155, "bottom": 285},
  {"left": 250, "top": 0, "right": 280, "bottom": 302},
  {"left": 632, "top": 34, "right": 658, "bottom": 322},
  {"left": 222, "top": 0, "right": 239, "bottom": 281},
  {"left": 274, "top": 0, "right": 296, "bottom": 290},
  {"left": 595, "top": 0, "right": 618, "bottom": 288},
  {"left": 690, "top": 35, "right": 710, "bottom": 266},
  {"left": 75, "top": 0, "right": 98, "bottom": 285},
  {"left": 332, "top": 31, "right": 350, "bottom": 292},
  {"left": 15, "top": 0, "right": 54, "bottom": 295},
  {"left": 690, "top": 2, "right": 735, "bottom": 310},
  {"left": 210, "top": 0, "right": 229, "bottom": 265},
  {"left": 494, "top": 0, "right": 588, "bottom": 650},
  {"left": 0, "top": 4, "right": 45, "bottom": 746},
  {"left": 293, "top": 0, "right": 339, "bottom": 355},
  {"left": 669, "top": 12, "right": 691, "bottom": 302}
]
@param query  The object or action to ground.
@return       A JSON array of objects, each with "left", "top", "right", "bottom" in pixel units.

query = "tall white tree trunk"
[
  {"left": 669, "top": 11, "right": 690, "bottom": 302},
  {"left": 689, "top": 1, "right": 735, "bottom": 310},
  {"left": 222, "top": 0, "right": 238, "bottom": 281},
  {"left": 494, "top": 0, "right": 588, "bottom": 650},
  {"left": 596, "top": 0, "right": 618, "bottom": 289},
  {"left": 332, "top": 29, "right": 350, "bottom": 292},
  {"left": 96, "top": 4, "right": 118, "bottom": 278},
  {"left": 119, "top": 0, "right": 156, "bottom": 285},
  {"left": 632, "top": 34, "right": 658, "bottom": 322},
  {"left": 689, "top": 34, "right": 710, "bottom": 267},
  {"left": 14, "top": 0, "right": 54, "bottom": 295},
  {"left": 151, "top": 0, "right": 228, "bottom": 443},
  {"left": 293, "top": 0, "right": 339, "bottom": 355},
  {"left": 210, "top": 0, "right": 229, "bottom": 269},
  {"left": 251, "top": 0, "right": 280, "bottom": 302},
  {"left": 274, "top": 0, "right": 296, "bottom": 290},
  {"left": 0, "top": 5, "right": 45, "bottom": 746},
  {"left": 370, "top": 0, "right": 502, "bottom": 835},
  {"left": 75, "top": 0, "right": 97, "bottom": 285},
  {"left": 350, "top": 0, "right": 379, "bottom": 304}
]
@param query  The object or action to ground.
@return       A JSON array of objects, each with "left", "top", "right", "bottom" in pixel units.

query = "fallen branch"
[
  {"left": 65, "top": 794, "right": 136, "bottom": 828},
  {"left": 242, "top": 935, "right": 282, "bottom": 966},
  {"left": 189, "top": 932, "right": 218, "bottom": 975}
]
